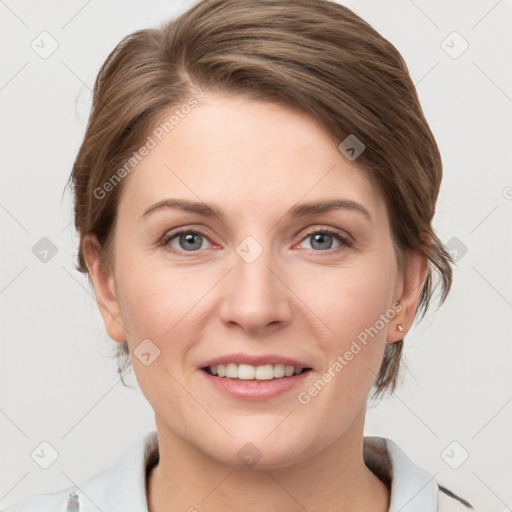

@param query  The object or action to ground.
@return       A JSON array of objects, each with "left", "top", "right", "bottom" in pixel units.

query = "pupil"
[
  {"left": 181, "top": 233, "right": 202, "bottom": 251},
  {"left": 311, "top": 233, "right": 332, "bottom": 250}
]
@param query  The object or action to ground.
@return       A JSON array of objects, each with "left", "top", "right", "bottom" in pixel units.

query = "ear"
[
  {"left": 387, "top": 249, "right": 428, "bottom": 342},
  {"left": 83, "top": 234, "right": 127, "bottom": 343}
]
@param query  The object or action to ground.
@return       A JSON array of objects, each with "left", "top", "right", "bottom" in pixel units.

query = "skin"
[{"left": 84, "top": 93, "right": 427, "bottom": 512}]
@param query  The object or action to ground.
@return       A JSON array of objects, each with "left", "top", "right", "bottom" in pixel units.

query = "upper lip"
[{"left": 200, "top": 353, "right": 311, "bottom": 369}]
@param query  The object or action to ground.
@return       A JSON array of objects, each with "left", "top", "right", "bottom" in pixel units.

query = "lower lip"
[{"left": 200, "top": 369, "right": 311, "bottom": 400}]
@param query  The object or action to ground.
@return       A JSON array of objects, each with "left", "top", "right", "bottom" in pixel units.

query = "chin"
[
  {"left": 196, "top": 420, "right": 318, "bottom": 470},
  {"left": 206, "top": 442, "right": 307, "bottom": 471}
]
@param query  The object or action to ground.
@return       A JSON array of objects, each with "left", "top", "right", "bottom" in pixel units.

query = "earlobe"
[
  {"left": 387, "top": 250, "right": 428, "bottom": 343},
  {"left": 83, "top": 234, "right": 127, "bottom": 342}
]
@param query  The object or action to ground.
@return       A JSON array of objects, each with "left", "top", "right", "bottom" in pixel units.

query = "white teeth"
[
  {"left": 207, "top": 363, "right": 306, "bottom": 380},
  {"left": 284, "top": 365, "right": 295, "bottom": 377},
  {"left": 238, "top": 364, "right": 255, "bottom": 380},
  {"left": 255, "top": 364, "right": 274, "bottom": 380},
  {"left": 273, "top": 364, "right": 285, "bottom": 378},
  {"left": 226, "top": 363, "right": 238, "bottom": 378}
]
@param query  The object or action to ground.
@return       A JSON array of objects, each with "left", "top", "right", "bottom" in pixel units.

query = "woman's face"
[{"left": 89, "top": 93, "right": 420, "bottom": 469}]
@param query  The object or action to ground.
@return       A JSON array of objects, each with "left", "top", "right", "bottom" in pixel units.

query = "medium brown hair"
[{"left": 67, "top": 0, "right": 452, "bottom": 397}]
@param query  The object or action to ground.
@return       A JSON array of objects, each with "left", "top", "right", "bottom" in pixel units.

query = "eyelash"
[{"left": 159, "top": 227, "right": 353, "bottom": 256}]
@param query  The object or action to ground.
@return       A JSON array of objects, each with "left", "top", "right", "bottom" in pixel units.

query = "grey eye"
[
  {"left": 176, "top": 232, "right": 204, "bottom": 251},
  {"left": 309, "top": 232, "right": 335, "bottom": 251}
]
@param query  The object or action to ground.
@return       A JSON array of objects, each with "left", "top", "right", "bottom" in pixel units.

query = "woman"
[{"left": 6, "top": 0, "right": 474, "bottom": 510}]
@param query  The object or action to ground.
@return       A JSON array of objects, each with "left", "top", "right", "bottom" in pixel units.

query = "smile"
[{"left": 204, "top": 363, "right": 311, "bottom": 380}]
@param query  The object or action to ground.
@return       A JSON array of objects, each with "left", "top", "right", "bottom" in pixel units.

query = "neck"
[{"left": 147, "top": 412, "right": 390, "bottom": 512}]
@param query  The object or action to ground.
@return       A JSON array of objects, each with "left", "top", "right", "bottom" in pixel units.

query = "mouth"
[
  {"left": 202, "top": 363, "right": 312, "bottom": 380},
  {"left": 198, "top": 354, "right": 313, "bottom": 399}
]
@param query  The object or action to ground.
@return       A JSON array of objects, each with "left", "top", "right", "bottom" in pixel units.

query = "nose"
[{"left": 218, "top": 238, "right": 294, "bottom": 335}]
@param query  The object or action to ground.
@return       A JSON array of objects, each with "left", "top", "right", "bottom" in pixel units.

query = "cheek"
[
  {"left": 114, "top": 252, "right": 214, "bottom": 379},
  {"left": 293, "top": 283, "right": 392, "bottom": 437},
  {"left": 114, "top": 246, "right": 186, "bottom": 331},
  {"left": 305, "top": 260, "right": 396, "bottom": 343},
  {"left": 299, "top": 261, "right": 396, "bottom": 396},
  {"left": 114, "top": 257, "right": 195, "bottom": 406}
]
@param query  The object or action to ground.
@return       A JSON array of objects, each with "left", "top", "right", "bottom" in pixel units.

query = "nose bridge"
[
  {"left": 219, "top": 232, "right": 292, "bottom": 331},
  {"left": 235, "top": 233, "right": 282, "bottom": 301}
]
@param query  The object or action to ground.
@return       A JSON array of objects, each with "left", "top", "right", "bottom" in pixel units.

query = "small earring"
[{"left": 397, "top": 324, "right": 404, "bottom": 332}]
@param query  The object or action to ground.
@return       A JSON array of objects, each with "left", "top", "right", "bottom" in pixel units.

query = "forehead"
[{"left": 118, "top": 94, "right": 385, "bottom": 222}]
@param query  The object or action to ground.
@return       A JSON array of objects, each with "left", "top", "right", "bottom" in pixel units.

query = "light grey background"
[{"left": 1, "top": 1, "right": 511, "bottom": 510}]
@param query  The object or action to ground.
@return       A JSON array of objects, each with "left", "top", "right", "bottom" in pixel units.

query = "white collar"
[
  {"left": 5, "top": 431, "right": 442, "bottom": 512},
  {"left": 74, "top": 432, "right": 439, "bottom": 512},
  {"left": 364, "top": 436, "right": 439, "bottom": 511}
]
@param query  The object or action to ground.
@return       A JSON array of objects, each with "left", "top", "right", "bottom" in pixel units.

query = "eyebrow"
[{"left": 140, "top": 198, "right": 372, "bottom": 223}]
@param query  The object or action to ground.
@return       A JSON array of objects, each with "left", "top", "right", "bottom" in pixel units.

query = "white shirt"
[{"left": 3, "top": 431, "right": 474, "bottom": 512}]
